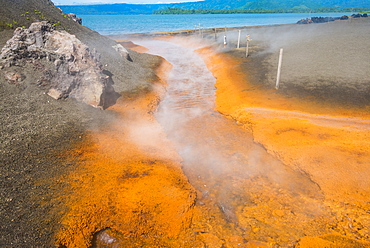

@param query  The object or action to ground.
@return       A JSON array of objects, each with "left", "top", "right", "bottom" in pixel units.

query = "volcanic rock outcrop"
[{"left": 0, "top": 21, "right": 121, "bottom": 109}]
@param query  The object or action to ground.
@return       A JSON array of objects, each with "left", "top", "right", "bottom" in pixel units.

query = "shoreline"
[
  {"left": 108, "top": 23, "right": 292, "bottom": 39},
  {"left": 105, "top": 12, "right": 359, "bottom": 38}
]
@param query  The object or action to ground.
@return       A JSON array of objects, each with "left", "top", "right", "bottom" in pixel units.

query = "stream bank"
[{"left": 120, "top": 38, "right": 370, "bottom": 247}]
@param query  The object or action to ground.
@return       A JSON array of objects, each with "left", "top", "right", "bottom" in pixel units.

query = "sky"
[{"left": 52, "top": 0, "right": 199, "bottom": 4}]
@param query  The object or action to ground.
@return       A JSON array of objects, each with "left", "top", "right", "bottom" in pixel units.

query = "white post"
[
  {"left": 237, "top": 30, "right": 241, "bottom": 48},
  {"left": 214, "top": 28, "right": 217, "bottom": 41},
  {"left": 223, "top": 35, "right": 227, "bottom": 47},
  {"left": 275, "top": 48, "right": 284, "bottom": 90},
  {"left": 246, "top": 40, "right": 249, "bottom": 57}
]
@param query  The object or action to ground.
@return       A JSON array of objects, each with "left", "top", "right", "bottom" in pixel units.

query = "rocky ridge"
[{"left": 0, "top": 21, "right": 125, "bottom": 109}]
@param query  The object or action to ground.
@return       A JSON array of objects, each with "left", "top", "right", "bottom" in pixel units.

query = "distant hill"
[
  {"left": 240, "top": 0, "right": 323, "bottom": 10},
  {"left": 166, "top": 0, "right": 370, "bottom": 10},
  {"left": 58, "top": 3, "right": 159, "bottom": 15},
  {"left": 58, "top": 0, "right": 370, "bottom": 15}
]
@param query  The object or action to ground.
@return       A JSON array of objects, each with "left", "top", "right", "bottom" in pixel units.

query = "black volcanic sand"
[
  {"left": 0, "top": 38, "right": 164, "bottom": 247},
  {"left": 221, "top": 17, "right": 370, "bottom": 110}
]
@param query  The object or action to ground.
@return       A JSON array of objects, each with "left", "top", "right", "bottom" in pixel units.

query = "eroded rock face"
[{"left": 0, "top": 21, "right": 120, "bottom": 109}]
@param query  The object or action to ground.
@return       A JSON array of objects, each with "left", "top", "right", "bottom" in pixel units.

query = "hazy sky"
[{"left": 52, "top": 0, "right": 199, "bottom": 4}]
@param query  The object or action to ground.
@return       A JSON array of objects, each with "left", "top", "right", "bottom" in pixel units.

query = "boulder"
[
  {"left": 351, "top": 13, "right": 362, "bottom": 18},
  {"left": 311, "top": 17, "right": 335, "bottom": 23},
  {"left": 0, "top": 21, "right": 121, "bottom": 109},
  {"left": 297, "top": 15, "right": 350, "bottom": 25},
  {"left": 112, "top": 44, "right": 132, "bottom": 61},
  {"left": 297, "top": 18, "right": 313, "bottom": 24},
  {"left": 66, "top": 13, "right": 82, "bottom": 25},
  {"left": 4, "top": 71, "right": 25, "bottom": 84},
  {"left": 47, "top": 88, "right": 63, "bottom": 100}
]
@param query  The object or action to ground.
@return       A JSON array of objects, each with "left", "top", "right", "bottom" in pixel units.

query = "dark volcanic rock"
[
  {"left": 350, "top": 13, "right": 368, "bottom": 18},
  {"left": 297, "top": 18, "right": 313, "bottom": 24},
  {"left": 311, "top": 16, "right": 335, "bottom": 23},
  {"left": 297, "top": 15, "right": 350, "bottom": 24},
  {"left": 0, "top": 21, "right": 121, "bottom": 109}
]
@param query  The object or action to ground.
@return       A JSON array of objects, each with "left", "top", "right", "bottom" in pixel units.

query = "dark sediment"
[{"left": 223, "top": 17, "right": 370, "bottom": 110}]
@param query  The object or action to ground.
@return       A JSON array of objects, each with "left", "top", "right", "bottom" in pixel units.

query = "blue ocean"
[{"left": 78, "top": 12, "right": 355, "bottom": 35}]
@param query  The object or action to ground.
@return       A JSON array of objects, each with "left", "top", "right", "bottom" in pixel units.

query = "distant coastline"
[
  {"left": 152, "top": 7, "right": 370, "bottom": 15},
  {"left": 75, "top": 12, "right": 358, "bottom": 35},
  {"left": 57, "top": 0, "right": 370, "bottom": 16}
]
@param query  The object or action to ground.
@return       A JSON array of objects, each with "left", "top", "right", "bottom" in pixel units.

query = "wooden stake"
[
  {"left": 246, "top": 34, "right": 252, "bottom": 57},
  {"left": 214, "top": 28, "right": 217, "bottom": 41},
  {"left": 237, "top": 30, "right": 241, "bottom": 48},
  {"left": 275, "top": 48, "right": 284, "bottom": 90}
]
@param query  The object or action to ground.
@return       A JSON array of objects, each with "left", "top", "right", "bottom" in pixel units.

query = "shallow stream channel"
[{"left": 133, "top": 39, "right": 332, "bottom": 245}]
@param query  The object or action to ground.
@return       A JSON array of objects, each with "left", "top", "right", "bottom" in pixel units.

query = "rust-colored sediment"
[
  {"left": 198, "top": 46, "right": 370, "bottom": 203},
  {"left": 117, "top": 40, "right": 149, "bottom": 53},
  {"left": 198, "top": 46, "right": 370, "bottom": 246},
  {"left": 54, "top": 59, "right": 196, "bottom": 247},
  {"left": 53, "top": 41, "right": 370, "bottom": 247}
]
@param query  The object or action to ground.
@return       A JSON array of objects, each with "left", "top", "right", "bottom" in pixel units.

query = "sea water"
[{"left": 78, "top": 12, "right": 355, "bottom": 35}]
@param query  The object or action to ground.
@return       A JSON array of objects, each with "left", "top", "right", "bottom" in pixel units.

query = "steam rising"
[{"left": 131, "top": 38, "right": 325, "bottom": 229}]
